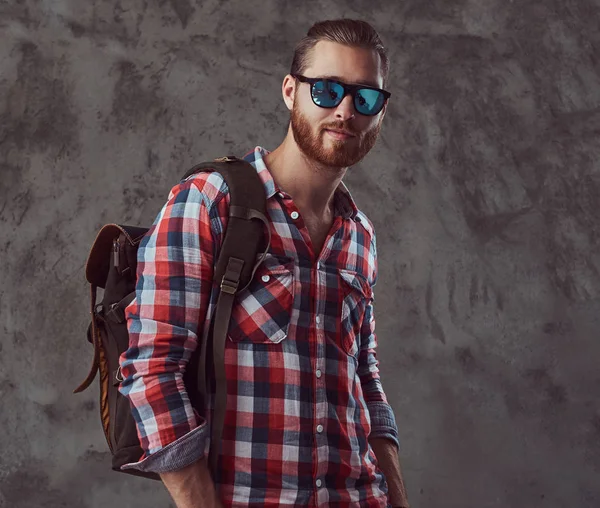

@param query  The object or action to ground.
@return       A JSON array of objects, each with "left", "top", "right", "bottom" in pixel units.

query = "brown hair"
[{"left": 290, "top": 19, "right": 390, "bottom": 88}]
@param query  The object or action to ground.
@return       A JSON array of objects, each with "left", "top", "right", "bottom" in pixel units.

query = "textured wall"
[{"left": 1, "top": 1, "right": 599, "bottom": 507}]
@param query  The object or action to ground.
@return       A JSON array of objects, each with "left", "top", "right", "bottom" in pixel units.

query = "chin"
[{"left": 317, "top": 147, "right": 364, "bottom": 168}]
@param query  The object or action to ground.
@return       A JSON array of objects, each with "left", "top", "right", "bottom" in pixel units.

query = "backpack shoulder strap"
[{"left": 182, "top": 156, "right": 270, "bottom": 480}]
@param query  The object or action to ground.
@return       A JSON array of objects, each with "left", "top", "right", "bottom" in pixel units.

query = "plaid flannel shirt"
[{"left": 119, "top": 146, "right": 399, "bottom": 507}]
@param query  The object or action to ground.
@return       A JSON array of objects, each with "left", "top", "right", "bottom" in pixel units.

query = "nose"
[{"left": 334, "top": 94, "right": 356, "bottom": 121}]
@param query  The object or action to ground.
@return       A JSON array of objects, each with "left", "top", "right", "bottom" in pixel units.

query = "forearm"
[
  {"left": 160, "top": 459, "right": 222, "bottom": 508},
  {"left": 369, "top": 437, "right": 409, "bottom": 508}
]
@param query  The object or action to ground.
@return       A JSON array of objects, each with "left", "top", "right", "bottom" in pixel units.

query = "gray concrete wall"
[{"left": 1, "top": 1, "right": 599, "bottom": 507}]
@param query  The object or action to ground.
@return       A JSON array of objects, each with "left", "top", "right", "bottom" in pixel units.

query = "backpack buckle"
[
  {"left": 114, "top": 366, "right": 125, "bottom": 386},
  {"left": 220, "top": 276, "right": 239, "bottom": 295},
  {"left": 220, "top": 257, "right": 244, "bottom": 295},
  {"left": 106, "top": 302, "right": 125, "bottom": 323}
]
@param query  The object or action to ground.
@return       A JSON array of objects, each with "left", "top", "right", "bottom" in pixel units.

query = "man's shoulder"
[{"left": 173, "top": 169, "right": 232, "bottom": 206}]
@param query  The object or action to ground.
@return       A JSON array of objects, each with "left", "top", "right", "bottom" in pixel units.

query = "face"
[{"left": 285, "top": 40, "right": 387, "bottom": 169}]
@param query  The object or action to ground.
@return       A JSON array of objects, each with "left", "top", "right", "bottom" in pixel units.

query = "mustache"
[{"left": 321, "top": 122, "right": 359, "bottom": 135}]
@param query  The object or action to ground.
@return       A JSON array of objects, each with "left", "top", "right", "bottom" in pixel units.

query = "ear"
[
  {"left": 379, "top": 100, "right": 388, "bottom": 121},
  {"left": 282, "top": 74, "right": 297, "bottom": 112}
]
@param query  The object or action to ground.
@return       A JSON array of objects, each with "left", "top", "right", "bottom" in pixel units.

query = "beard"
[{"left": 290, "top": 102, "right": 382, "bottom": 169}]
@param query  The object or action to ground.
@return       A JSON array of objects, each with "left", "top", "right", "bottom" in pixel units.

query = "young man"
[{"left": 119, "top": 19, "right": 409, "bottom": 508}]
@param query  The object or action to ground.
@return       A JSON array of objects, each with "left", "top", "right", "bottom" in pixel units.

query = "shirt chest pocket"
[
  {"left": 227, "top": 258, "right": 295, "bottom": 344},
  {"left": 339, "top": 269, "right": 373, "bottom": 356}
]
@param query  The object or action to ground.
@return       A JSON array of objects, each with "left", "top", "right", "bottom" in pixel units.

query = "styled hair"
[{"left": 290, "top": 19, "right": 389, "bottom": 88}]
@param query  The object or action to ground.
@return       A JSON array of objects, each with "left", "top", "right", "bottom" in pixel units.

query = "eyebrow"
[{"left": 318, "top": 75, "right": 382, "bottom": 89}]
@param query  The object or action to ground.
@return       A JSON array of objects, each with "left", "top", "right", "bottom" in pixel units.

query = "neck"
[{"left": 264, "top": 127, "right": 347, "bottom": 218}]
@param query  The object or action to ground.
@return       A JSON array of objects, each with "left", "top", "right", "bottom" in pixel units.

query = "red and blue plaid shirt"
[{"left": 119, "top": 146, "right": 399, "bottom": 507}]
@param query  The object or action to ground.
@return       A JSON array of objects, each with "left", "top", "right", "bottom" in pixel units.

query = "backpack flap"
[
  {"left": 86, "top": 224, "right": 148, "bottom": 288},
  {"left": 74, "top": 224, "right": 148, "bottom": 394}
]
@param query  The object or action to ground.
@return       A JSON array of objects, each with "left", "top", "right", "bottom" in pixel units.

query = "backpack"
[{"left": 73, "top": 156, "right": 269, "bottom": 481}]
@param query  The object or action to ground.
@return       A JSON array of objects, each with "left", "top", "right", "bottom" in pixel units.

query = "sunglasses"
[{"left": 292, "top": 74, "right": 390, "bottom": 116}]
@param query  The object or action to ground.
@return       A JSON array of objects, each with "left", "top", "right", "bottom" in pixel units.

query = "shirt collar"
[
  {"left": 242, "top": 146, "right": 278, "bottom": 199},
  {"left": 243, "top": 146, "right": 359, "bottom": 220}
]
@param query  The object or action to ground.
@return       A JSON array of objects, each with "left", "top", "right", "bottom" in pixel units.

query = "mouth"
[{"left": 325, "top": 129, "right": 356, "bottom": 140}]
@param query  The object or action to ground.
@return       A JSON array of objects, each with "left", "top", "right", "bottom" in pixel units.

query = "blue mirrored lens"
[
  {"left": 312, "top": 81, "right": 345, "bottom": 107},
  {"left": 355, "top": 88, "right": 385, "bottom": 115}
]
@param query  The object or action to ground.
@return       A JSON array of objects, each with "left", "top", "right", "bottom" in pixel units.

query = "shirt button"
[
  {"left": 315, "top": 316, "right": 321, "bottom": 324},
  {"left": 278, "top": 191, "right": 285, "bottom": 199},
  {"left": 316, "top": 479, "right": 322, "bottom": 488},
  {"left": 316, "top": 424, "right": 323, "bottom": 433},
  {"left": 261, "top": 275, "right": 270, "bottom": 283},
  {"left": 290, "top": 211, "right": 299, "bottom": 220},
  {"left": 315, "top": 369, "right": 322, "bottom": 378}
]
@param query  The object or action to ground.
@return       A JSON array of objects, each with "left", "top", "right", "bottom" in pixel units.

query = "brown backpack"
[{"left": 74, "top": 156, "right": 269, "bottom": 481}]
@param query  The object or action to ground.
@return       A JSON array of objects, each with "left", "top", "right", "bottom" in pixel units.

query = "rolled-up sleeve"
[
  {"left": 357, "top": 233, "right": 400, "bottom": 449},
  {"left": 118, "top": 173, "right": 228, "bottom": 473}
]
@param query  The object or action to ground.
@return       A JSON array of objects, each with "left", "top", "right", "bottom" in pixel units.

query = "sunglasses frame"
[{"left": 291, "top": 74, "right": 391, "bottom": 116}]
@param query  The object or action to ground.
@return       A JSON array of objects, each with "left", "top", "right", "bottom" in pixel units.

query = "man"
[{"left": 119, "top": 19, "right": 410, "bottom": 508}]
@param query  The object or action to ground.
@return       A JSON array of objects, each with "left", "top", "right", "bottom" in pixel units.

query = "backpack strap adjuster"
[
  {"left": 220, "top": 277, "right": 239, "bottom": 295},
  {"left": 220, "top": 257, "right": 245, "bottom": 295},
  {"left": 104, "top": 293, "right": 136, "bottom": 324},
  {"left": 106, "top": 302, "right": 126, "bottom": 324}
]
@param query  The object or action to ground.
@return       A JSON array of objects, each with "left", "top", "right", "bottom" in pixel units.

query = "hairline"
[{"left": 297, "top": 39, "right": 388, "bottom": 89}]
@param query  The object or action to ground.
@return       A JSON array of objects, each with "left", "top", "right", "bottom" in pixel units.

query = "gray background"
[{"left": 1, "top": 0, "right": 599, "bottom": 507}]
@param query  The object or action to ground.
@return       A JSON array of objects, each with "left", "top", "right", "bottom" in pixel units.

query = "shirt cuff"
[
  {"left": 120, "top": 421, "right": 210, "bottom": 474},
  {"left": 367, "top": 401, "right": 400, "bottom": 449}
]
